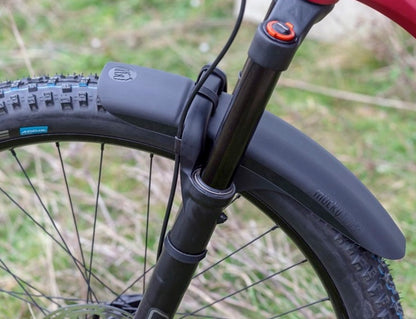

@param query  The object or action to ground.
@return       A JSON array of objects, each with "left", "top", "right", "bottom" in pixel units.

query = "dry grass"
[
  {"left": 0, "top": 142, "right": 332, "bottom": 318},
  {"left": 369, "top": 23, "right": 416, "bottom": 102},
  {"left": 0, "top": 0, "right": 415, "bottom": 317}
]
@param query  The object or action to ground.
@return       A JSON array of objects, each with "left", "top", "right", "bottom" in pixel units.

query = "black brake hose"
[{"left": 157, "top": 0, "right": 247, "bottom": 259}]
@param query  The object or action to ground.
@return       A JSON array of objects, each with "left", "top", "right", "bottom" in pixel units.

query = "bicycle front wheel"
[{"left": 0, "top": 75, "right": 403, "bottom": 318}]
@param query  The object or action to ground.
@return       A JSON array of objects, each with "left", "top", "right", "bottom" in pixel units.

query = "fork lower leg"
[{"left": 134, "top": 169, "right": 235, "bottom": 318}]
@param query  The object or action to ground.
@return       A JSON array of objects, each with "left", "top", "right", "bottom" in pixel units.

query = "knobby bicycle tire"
[{"left": 0, "top": 75, "right": 403, "bottom": 318}]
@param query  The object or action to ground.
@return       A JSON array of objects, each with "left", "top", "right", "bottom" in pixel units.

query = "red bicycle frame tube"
[{"left": 306, "top": 0, "right": 416, "bottom": 38}]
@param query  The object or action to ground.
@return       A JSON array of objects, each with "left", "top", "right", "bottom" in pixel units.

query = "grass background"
[{"left": 1, "top": 0, "right": 415, "bottom": 317}]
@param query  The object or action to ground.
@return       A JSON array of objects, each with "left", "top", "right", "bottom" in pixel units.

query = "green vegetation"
[{"left": 1, "top": 0, "right": 415, "bottom": 317}]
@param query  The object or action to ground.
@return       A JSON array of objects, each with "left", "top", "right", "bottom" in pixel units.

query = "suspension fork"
[{"left": 134, "top": 1, "right": 334, "bottom": 318}]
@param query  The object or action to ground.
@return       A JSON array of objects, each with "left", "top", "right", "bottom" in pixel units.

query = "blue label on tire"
[{"left": 20, "top": 126, "right": 48, "bottom": 136}]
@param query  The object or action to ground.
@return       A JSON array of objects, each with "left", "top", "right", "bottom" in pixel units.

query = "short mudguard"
[
  {"left": 98, "top": 62, "right": 405, "bottom": 260},
  {"left": 208, "top": 98, "right": 405, "bottom": 260}
]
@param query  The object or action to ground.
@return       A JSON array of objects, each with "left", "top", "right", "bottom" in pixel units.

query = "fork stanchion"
[{"left": 201, "top": 58, "right": 280, "bottom": 189}]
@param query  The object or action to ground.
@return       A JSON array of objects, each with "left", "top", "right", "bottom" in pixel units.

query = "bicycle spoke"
[
  {"left": 56, "top": 143, "right": 121, "bottom": 299},
  {"left": 269, "top": 297, "right": 331, "bottom": 318},
  {"left": 0, "top": 185, "right": 93, "bottom": 284},
  {"left": 180, "top": 259, "right": 308, "bottom": 318},
  {"left": 0, "top": 186, "right": 69, "bottom": 255},
  {"left": 108, "top": 267, "right": 155, "bottom": 309},
  {"left": 143, "top": 153, "right": 154, "bottom": 293},
  {"left": 157, "top": 154, "right": 180, "bottom": 259},
  {"left": 0, "top": 287, "right": 57, "bottom": 310},
  {"left": 0, "top": 286, "right": 86, "bottom": 315},
  {"left": 0, "top": 262, "right": 60, "bottom": 307},
  {"left": 6, "top": 145, "right": 147, "bottom": 307},
  {"left": 193, "top": 225, "right": 278, "bottom": 279},
  {"left": 176, "top": 313, "right": 227, "bottom": 319},
  {"left": 86, "top": 143, "right": 105, "bottom": 303},
  {"left": 0, "top": 259, "right": 48, "bottom": 315},
  {"left": 56, "top": 142, "right": 88, "bottom": 279},
  {"left": 11, "top": 149, "right": 83, "bottom": 268},
  {"left": 11, "top": 149, "right": 69, "bottom": 245},
  {"left": 9, "top": 148, "right": 100, "bottom": 303},
  {"left": 0, "top": 286, "right": 84, "bottom": 303}
]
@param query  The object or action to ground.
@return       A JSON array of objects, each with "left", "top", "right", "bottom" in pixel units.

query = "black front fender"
[
  {"left": 209, "top": 105, "right": 405, "bottom": 260},
  {"left": 98, "top": 62, "right": 405, "bottom": 260}
]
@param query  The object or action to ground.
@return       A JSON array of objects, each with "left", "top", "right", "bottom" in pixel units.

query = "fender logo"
[
  {"left": 313, "top": 190, "right": 361, "bottom": 231},
  {"left": 109, "top": 66, "right": 137, "bottom": 82}
]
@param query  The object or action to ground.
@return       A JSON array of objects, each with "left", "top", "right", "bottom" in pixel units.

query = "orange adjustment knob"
[{"left": 266, "top": 20, "right": 296, "bottom": 42}]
